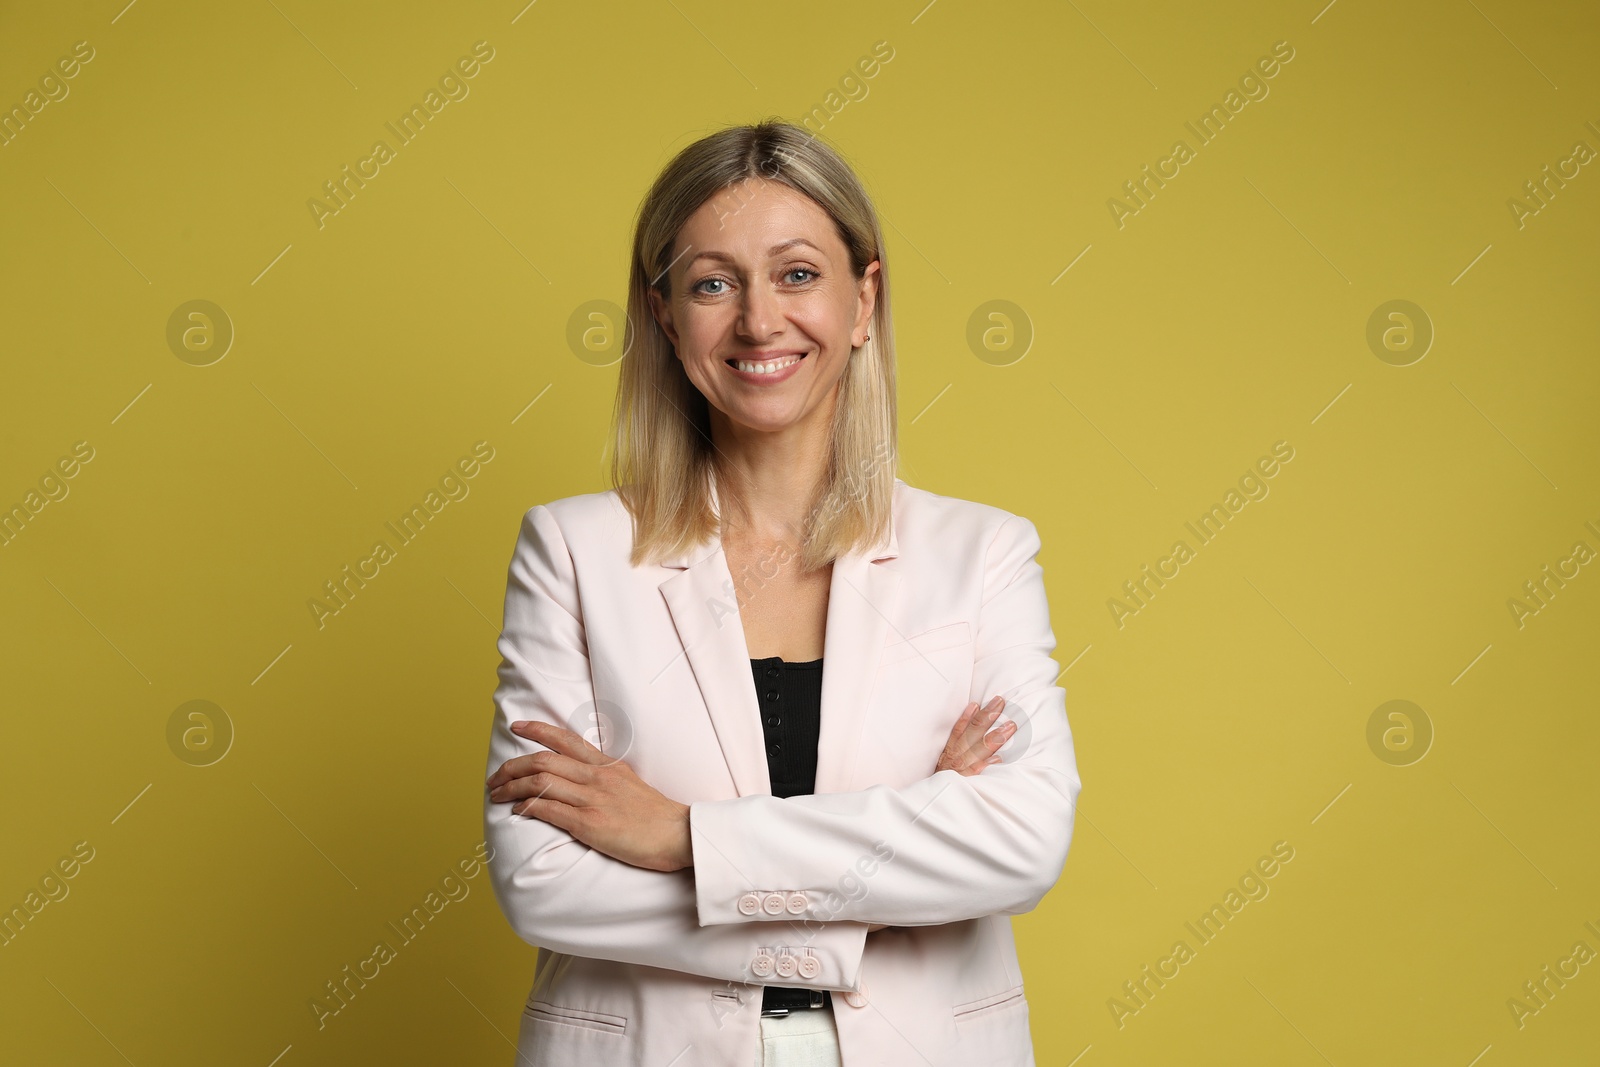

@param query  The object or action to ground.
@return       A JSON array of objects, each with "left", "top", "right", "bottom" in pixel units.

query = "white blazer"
[{"left": 484, "top": 477, "right": 1082, "bottom": 1066}]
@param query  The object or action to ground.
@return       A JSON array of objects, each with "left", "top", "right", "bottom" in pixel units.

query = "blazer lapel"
[
  {"left": 814, "top": 526, "right": 900, "bottom": 794},
  {"left": 658, "top": 480, "right": 902, "bottom": 799}
]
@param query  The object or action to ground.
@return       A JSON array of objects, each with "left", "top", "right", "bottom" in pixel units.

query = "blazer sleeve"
[
  {"left": 483, "top": 505, "right": 872, "bottom": 988},
  {"left": 688, "top": 512, "right": 1082, "bottom": 928}
]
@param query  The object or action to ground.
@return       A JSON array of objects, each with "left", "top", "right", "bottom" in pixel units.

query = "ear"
[
  {"left": 853, "top": 260, "right": 881, "bottom": 344},
  {"left": 646, "top": 285, "right": 679, "bottom": 348}
]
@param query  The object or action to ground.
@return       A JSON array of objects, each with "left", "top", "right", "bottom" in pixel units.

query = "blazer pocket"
[
  {"left": 878, "top": 621, "right": 972, "bottom": 667},
  {"left": 952, "top": 983, "right": 1026, "bottom": 1023},
  {"left": 523, "top": 999, "right": 628, "bottom": 1036}
]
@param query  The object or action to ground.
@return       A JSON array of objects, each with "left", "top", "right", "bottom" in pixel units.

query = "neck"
[{"left": 709, "top": 396, "right": 836, "bottom": 547}]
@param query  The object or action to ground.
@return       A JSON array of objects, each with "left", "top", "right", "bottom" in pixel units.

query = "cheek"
[
  {"left": 791, "top": 295, "right": 851, "bottom": 340},
  {"left": 679, "top": 306, "right": 731, "bottom": 350}
]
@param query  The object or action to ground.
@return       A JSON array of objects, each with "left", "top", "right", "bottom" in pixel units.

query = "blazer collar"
[{"left": 657, "top": 478, "right": 903, "bottom": 796}]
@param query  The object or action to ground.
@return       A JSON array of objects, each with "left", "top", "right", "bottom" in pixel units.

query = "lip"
[{"left": 724, "top": 351, "right": 808, "bottom": 384}]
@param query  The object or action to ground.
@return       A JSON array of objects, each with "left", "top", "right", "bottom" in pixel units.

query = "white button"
[
  {"left": 785, "top": 891, "right": 807, "bottom": 914},
  {"left": 738, "top": 892, "right": 761, "bottom": 915},
  {"left": 798, "top": 955, "right": 820, "bottom": 979},
  {"left": 752, "top": 953, "right": 775, "bottom": 977},
  {"left": 762, "top": 892, "right": 786, "bottom": 915},
  {"left": 775, "top": 954, "right": 797, "bottom": 978},
  {"left": 843, "top": 986, "right": 868, "bottom": 1007}
]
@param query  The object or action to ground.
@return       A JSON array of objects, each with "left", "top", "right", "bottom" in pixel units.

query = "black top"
[
  {"left": 749, "top": 655, "right": 826, "bottom": 1010},
  {"left": 749, "top": 655, "right": 823, "bottom": 798}
]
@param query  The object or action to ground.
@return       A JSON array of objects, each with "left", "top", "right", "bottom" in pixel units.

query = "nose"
[{"left": 737, "top": 281, "right": 782, "bottom": 341}]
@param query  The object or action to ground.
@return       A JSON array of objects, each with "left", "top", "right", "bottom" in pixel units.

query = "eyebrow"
[{"left": 686, "top": 238, "right": 825, "bottom": 268}]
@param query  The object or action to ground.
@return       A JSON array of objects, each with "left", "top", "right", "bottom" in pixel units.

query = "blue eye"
[{"left": 692, "top": 268, "right": 815, "bottom": 295}]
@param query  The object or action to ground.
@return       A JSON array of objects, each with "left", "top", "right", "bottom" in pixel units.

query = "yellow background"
[{"left": 2, "top": 0, "right": 1597, "bottom": 1063}]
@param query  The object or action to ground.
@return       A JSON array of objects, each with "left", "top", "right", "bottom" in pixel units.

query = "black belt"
[{"left": 761, "top": 986, "right": 831, "bottom": 1017}]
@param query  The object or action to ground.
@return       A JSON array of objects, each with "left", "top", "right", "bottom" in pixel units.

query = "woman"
[{"left": 482, "top": 119, "right": 1082, "bottom": 1067}]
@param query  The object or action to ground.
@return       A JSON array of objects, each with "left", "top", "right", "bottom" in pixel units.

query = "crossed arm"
[{"left": 482, "top": 505, "right": 1082, "bottom": 988}]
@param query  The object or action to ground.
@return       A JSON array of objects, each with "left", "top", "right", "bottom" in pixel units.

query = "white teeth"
[{"left": 732, "top": 354, "right": 802, "bottom": 374}]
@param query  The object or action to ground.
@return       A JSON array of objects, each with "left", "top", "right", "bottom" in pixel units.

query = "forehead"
[{"left": 673, "top": 180, "right": 843, "bottom": 264}]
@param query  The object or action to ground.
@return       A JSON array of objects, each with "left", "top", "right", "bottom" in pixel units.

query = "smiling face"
[{"left": 647, "top": 179, "right": 879, "bottom": 439}]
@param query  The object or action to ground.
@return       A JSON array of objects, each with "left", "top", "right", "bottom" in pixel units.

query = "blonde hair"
[{"left": 610, "top": 118, "right": 898, "bottom": 572}]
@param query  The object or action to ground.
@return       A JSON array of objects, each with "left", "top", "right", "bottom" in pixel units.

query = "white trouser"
[{"left": 752, "top": 1005, "right": 843, "bottom": 1067}]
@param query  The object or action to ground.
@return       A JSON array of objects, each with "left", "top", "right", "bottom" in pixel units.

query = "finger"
[
  {"left": 514, "top": 795, "right": 581, "bottom": 834},
  {"left": 503, "top": 772, "right": 587, "bottom": 813},
  {"left": 945, "top": 700, "right": 993, "bottom": 752},
  {"left": 953, "top": 701, "right": 1001, "bottom": 754},
  {"left": 492, "top": 769, "right": 561, "bottom": 807},
  {"left": 489, "top": 774, "right": 550, "bottom": 804},
  {"left": 938, "top": 701, "right": 1004, "bottom": 774},
  {"left": 942, "top": 739, "right": 996, "bottom": 776},
  {"left": 513, "top": 720, "right": 608, "bottom": 765},
  {"left": 487, "top": 746, "right": 592, "bottom": 790},
  {"left": 486, "top": 752, "right": 542, "bottom": 790},
  {"left": 489, "top": 752, "right": 595, "bottom": 802},
  {"left": 977, "top": 722, "right": 1018, "bottom": 767},
  {"left": 959, "top": 698, "right": 1005, "bottom": 748},
  {"left": 956, "top": 739, "right": 1008, "bottom": 776},
  {"left": 955, "top": 720, "right": 1014, "bottom": 769}
]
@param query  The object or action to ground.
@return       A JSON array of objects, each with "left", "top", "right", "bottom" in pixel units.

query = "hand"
[
  {"left": 936, "top": 696, "right": 1016, "bottom": 776},
  {"left": 486, "top": 720, "right": 692, "bottom": 873}
]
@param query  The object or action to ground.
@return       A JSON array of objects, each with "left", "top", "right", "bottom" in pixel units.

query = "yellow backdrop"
[{"left": 2, "top": 0, "right": 1596, "bottom": 1063}]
